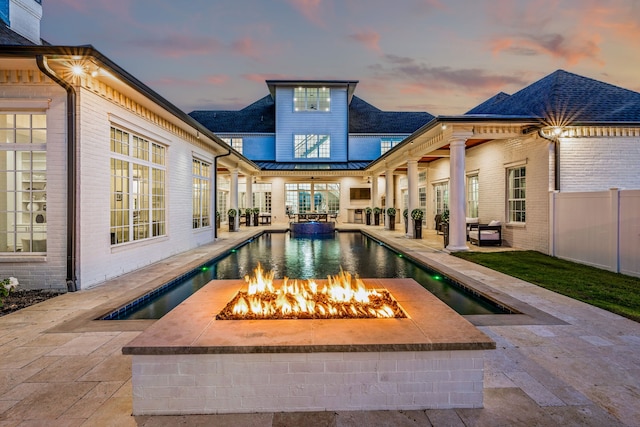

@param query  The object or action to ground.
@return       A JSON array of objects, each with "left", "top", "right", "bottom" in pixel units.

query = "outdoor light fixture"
[{"left": 71, "top": 64, "right": 84, "bottom": 76}]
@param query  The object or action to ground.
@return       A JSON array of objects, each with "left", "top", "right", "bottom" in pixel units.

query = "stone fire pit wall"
[{"left": 123, "top": 278, "right": 495, "bottom": 415}]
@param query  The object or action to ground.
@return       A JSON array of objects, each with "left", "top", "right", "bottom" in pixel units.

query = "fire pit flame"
[{"left": 216, "top": 264, "right": 406, "bottom": 320}]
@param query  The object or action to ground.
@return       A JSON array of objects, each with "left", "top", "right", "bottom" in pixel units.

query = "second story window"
[
  {"left": 294, "top": 134, "right": 330, "bottom": 158},
  {"left": 221, "top": 137, "right": 243, "bottom": 154},
  {"left": 294, "top": 87, "right": 330, "bottom": 112},
  {"left": 380, "top": 138, "right": 403, "bottom": 155}
]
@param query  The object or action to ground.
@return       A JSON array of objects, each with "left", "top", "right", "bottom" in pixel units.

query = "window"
[
  {"left": 380, "top": 138, "right": 403, "bottom": 155},
  {"left": 110, "top": 127, "right": 166, "bottom": 245},
  {"left": 221, "top": 137, "right": 243, "bottom": 154},
  {"left": 192, "top": 158, "right": 211, "bottom": 229},
  {"left": 418, "top": 187, "right": 427, "bottom": 223},
  {"left": 0, "top": 113, "right": 47, "bottom": 253},
  {"left": 294, "top": 87, "right": 330, "bottom": 112},
  {"left": 507, "top": 166, "right": 526, "bottom": 222},
  {"left": 294, "top": 134, "right": 330, "bottom": 158},
  {"left": 285, "top": 182, "right": 339, "bottom": 213},
  {"left": 467, "top": 174, "right": 479, "bottom": 218},
  {"left": 217, "top": 175, "right": 229, "bottom": 222},
  {"left": 252, "top": 183, "right": 272, "bottom": 213}
]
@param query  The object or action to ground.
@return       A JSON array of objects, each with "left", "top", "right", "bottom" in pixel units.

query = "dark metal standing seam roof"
[{"left": 466, "top": 69, "right": 640, "bottom": 123}]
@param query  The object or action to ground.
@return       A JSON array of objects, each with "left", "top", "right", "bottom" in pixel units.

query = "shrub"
[
  {"left": 227, "top": 208, "right": 237, "bottom": 217},
  {"left": 0, "top": 277, "right": 19, "bottom": 307},
  {"left": 411, "top": 209, "right": 424, "bottom": 220},
  {"left": 373, "top": 207, "right": 381, "bottom": 214},
  {"left": 387, "top": 207, "right": 396, "bottom": 216}
]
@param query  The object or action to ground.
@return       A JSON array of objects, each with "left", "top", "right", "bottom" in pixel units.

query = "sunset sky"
[{"left": 41, "top": 0, "right": 640, "bottom": 116}]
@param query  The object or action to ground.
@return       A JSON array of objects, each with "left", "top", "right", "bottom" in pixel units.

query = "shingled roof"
[
  {"left": 189, "top": 95, "right": 275, "bottom": 133},
  {"left": 466, "top": 69, "right": 640, "bottom": 123},
  {"left": 348, "top": 96, "right": 433, "bottom": 133},
  {"left": 190, "top": 94, "right": 433, "bottom": 134},
  {"left": 0, "top": 23, "right": 36, "bottom": 45}
]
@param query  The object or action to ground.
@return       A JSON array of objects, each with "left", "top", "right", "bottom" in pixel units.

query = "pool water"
[{"left": 105, "top": 232, "right": 506, "bottom": 320}]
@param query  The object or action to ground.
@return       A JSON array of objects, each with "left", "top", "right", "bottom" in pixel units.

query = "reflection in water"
[{"left": 116, "top": 232, "right": 503, "bottom": 319}]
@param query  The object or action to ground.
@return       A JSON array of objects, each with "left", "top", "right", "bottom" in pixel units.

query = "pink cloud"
[
  {"left": 242, "top": 73, "right": 293, "bottom": 84},
  {"left": 286, "top": 0, "right": 325, "bottom": 26},
  {"left": 206, "top": 75, "right": 230, "bottom": 85},
  {"left": 131, "top": 34, "right": 224, "bottom": 58},
  {"left": 348, "top": 29, "right": 381, "bottom": 53},
  {"left": 230, "top": 37, "right": 263, "bottom": 60}
]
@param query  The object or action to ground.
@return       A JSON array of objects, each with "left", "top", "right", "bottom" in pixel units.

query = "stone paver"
[{"left": 0, "top": 225, "right": 638, "bottom": 426}]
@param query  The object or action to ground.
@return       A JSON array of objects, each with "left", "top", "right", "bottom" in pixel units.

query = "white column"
[
  {"left": 407, "top": 159, "right": 419, "bottom": 238},
  {"left": 385, "top": 168, "right": 394, "bottom": 229},
  {"left": 371, "top": 174, "right": 379, "bottom": 209},
  {"left": 447, "top": 137, "right": 468, "bottom": 251},
  {"left": 230, "top": 168, "right": 239, "bottom": 231},
  {"left": 245, "top": 176, "right": 253, "bottom": 209}
]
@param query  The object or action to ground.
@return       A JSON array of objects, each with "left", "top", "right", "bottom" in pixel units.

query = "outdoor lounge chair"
[{"left": 468, "top": 220, "right": 502, "bottom": 246}]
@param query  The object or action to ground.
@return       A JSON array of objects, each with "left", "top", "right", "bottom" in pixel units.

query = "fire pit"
[
  {"left": 123, "top": 268, "right": 495, "bottom": 415},
  {"left": 217, "top": 264, "right": 405, "bottom": 320}
]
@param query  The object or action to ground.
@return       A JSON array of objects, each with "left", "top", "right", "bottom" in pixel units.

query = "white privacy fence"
[{"left": 550, "top": 189, "right": 640, "bottom": 278}]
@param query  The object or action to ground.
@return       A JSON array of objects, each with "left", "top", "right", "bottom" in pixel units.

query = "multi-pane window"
[
  {"left": 217, "top": 175, "right": 229, "bottom": 222},
  {"left": 110, "top": 127, "right": 166, "bottom": 245},
  {"left": 221, "top": 137, "right": 243, "bottom": 154},
  {"left": 252, "top": 183, "right": 272, "bottom": 213},
  {"left": 294, "top": 87, "right": 330, "bottom": 112},
  {"left": 380, "top": 138, "right": 403, "bottom": 155},
  {"left": 418, "top": 187, "right": 427, "bottom": 223},
  {"left": 0, "top": 113, "right": 47, "bottom": 253},
  {"left": 434, "top": 182, "right": 449, "bottom": 215},
  {"left": 467, "top": 174, "right": 479, "bottom": 218},
  {"left": 285, "top": 182, "right": 339, "bottom": 213},
  {"left": 192, "top": 158, "right": 211, "bottom": 229},
  {"left": 508, "top": 166, "right": 526, "bottom": 223},
  {"left": 294, "top": 134, "right": 330, "bottom": 158}
]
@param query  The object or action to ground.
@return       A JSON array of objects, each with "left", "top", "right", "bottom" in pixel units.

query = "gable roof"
[
  {"left": 0, "top": 23, "right": 35, "bottom": 45},
  {"left": 348, "top": 96, "right": 433, "bottom": 133},
  {"left": 189, "top": 95, "right": 276, "bottom": 133},
  {"left": 466, "top": 69, "right": 640, "bottom": 123},
  {"left": 190, "top": 94, "right": 434, "bottom": 135}
]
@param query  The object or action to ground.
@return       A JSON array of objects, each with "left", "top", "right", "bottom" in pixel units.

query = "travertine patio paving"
[{"left": 0, "top": 225, "right": 638, "bottom": 426}]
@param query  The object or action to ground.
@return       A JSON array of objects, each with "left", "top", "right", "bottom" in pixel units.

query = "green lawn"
[{"left": 452, "top": 250, "right": 640, "bottom": 322}]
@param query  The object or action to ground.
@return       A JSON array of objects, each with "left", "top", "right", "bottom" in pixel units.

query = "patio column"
[
  {"left": 447, "top": 135, "right": 469, "bottom": 251},
  {"left": 385, "top": 168, "right": 394, "bottom": 230},
  {"left": 407, "top": 159, "right": 419, "bottom": 238},
  {"left": 230, "top": 168, "right": 239, "bottom": 231},
  {"left": 371, "top": 174, "right": 380, "bottom": 209},
  {"left": 245, "top": 176, "right": 253, "bottom": 209}
]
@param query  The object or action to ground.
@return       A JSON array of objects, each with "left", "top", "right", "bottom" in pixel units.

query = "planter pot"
[
  {"left": 374, "top": 214, "right": 380, "bottom": 226},
  {"left": 253, "top": 214, "right": 259, "bottom": 226},
  {"left": 443, "top": 223, "right": 449, "bottom": 247},
  {"left": 216, "top": 217, "right": 220, "bottom": 229},
  {"left": 245, "top": 215, "right": 251, "bottom": 226},
  {"left": 365, "top": 213, "right": 371, "bottom": 225},
  {"left": 389, "top": 216, "right": 396, "bottom": 230},
  {"left": 228, "top": 217, "right": 235, "bottom": 232},
  {"left": 413, "top": 220, "right": 422, "bottom": 239},
  {"left": 404, "top": 219, "right": 408, "bottom": 233}
]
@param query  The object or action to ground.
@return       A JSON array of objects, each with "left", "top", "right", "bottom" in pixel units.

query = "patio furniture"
[{"left": 468, "top": 221, "right": 502, "bottom": 246}]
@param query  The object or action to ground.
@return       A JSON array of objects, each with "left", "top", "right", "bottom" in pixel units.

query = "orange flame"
[{"left": 218, "top": 263, "right": 405, "bottom": 320}]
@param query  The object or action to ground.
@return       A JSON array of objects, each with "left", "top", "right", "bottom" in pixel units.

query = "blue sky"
[{"left": 41, "top": 0, "right": 640, "bottom": 115}]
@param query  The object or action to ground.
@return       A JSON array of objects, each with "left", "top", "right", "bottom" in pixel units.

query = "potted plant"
[
  {"left": 386, "top": 207, "right": 396, "bottom": 230},
  {"left": 365, "top": 207, "right": 372, "bottom": 225},
  {"left": 252, "top": 207, "right": 260, "bottom": 226},
  {"left": 240, "top": 208, "right": 249, "bottom": 226},
  {"left": 441, "top": 209, "right": 450, "bottom": 246},
  {"left": 411, "top": 208, "right": 424, "bottom": 239},
  {"left": 227, "top": 208, "right": 237, "bottom": 232},
  {"left": 216, "top": 210, "right": 221, "bottom": 229},
  {"left": 403, "top": 208, "right": 409, "bottom": 233},
  {"left": 373, "top": 207, "right": 381, "bottom": 225}
]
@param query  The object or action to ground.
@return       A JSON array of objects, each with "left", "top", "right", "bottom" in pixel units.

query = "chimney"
[{"left": 2, "top": 0, "right": 43, "bottom": 45}]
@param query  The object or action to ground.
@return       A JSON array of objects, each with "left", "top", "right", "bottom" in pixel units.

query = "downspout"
[
  {"left": 213, "top": 149, "right": 232, "bottom": 240},
  {"left": 538, "top": 129, "right": 560, "bottom": 191},
  {"left": 36, "top": 55, "right": 78, "bottom": 292}
]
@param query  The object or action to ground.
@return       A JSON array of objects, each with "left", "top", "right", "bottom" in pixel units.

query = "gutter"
[
  {"left": 35, "top": 54, "right": 78, "bottom": 292},
  {"left": 538, "top": 129, "right": 560, "bottom": 191}
]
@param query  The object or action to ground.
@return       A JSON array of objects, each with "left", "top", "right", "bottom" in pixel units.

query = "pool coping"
[{"left": 49, "top": 228, "right": 566, "bottom": 334}]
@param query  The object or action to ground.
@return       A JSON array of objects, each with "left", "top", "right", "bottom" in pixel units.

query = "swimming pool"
[{"left": 103, "top": 231, "right": 508, "bottom": 320}]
